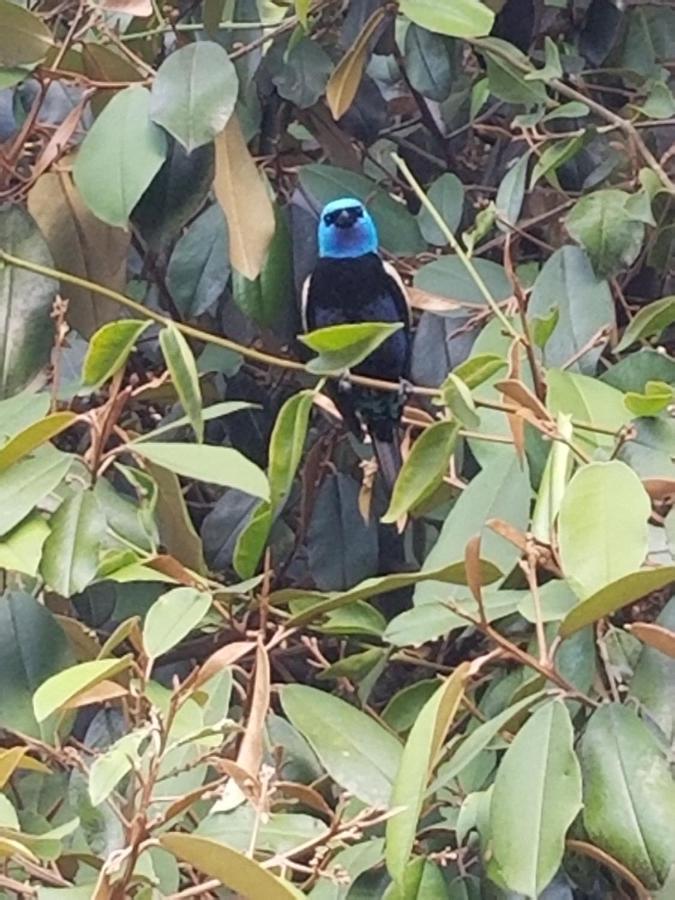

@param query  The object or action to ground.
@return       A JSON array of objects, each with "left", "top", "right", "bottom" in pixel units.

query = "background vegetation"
[{"left": 0, "top": 0, "right": 674, "bottom": 896}]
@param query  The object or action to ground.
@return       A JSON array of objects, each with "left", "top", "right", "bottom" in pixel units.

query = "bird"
[{"left": 301, "top": 197, "right": 412, "bottom": 491}]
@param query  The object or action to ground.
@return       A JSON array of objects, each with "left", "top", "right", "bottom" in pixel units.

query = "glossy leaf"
[
  {"left": 382, "top": 420, "right": 460, "bottom": 523},
  {"left": 281, "top": 684, "right": 402, "bottom": 807},
  {"left": 558, "top": 461, "right": 651, "bottom": 599},
  {"left": 150, "top": 42, "right": 238, "bottom": 153},
  {"left": 490, "top": 701, "right": 582, "bottom": 897},
  {"left": 159, "top": 325, "right": 203, "bottom": 442},
  {"left": 143, "top": 587, "right": 211, "bottom": 660},
  {"left": 0, "top": 0, "right": 53, "bottom": 67},
  {"left": 386, "top": 664, "right": 469, "bottom": 881},
  {"left": 129, "top": 441, "right": 269, "bottom": 500},
  {"left": 82, "top": 319, "right": 149, "bottom": 388},
  {"left": 0, "top": 206, "right": 56, "bottom": 399},
  {"left": 300, "top": 322, "right": 403, "bottom": 375},
  {"left": 166, "top": 203, "right": 229, "bottom": 318},
  {"left": 74, "top": 87, "right": 168, "bottom": 228},
  {"left": 159, "top": 833, "right": 303, "bottom": 899},
  {"left": 0, "top": 446, "right": 72, "bottom": 537},
  {"left": 40, "top": 490, "right": 106, "bottom": 598},
  {"left": 400, "top": 0, "right": 494, "bottom": 38},
  {"left": 33, "top": 656, "right": 132, "bottom": 722},
  {"left": 580, "top": 703, "right": 675, "bottom": 889},
  {"left": 615, "top": 295, "right": 675, "bottom": 353},
  {"left": 559, "top": 566, "right": 675, "bottom": 638}
]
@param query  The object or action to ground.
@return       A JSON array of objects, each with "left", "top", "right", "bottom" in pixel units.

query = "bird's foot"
[{"left": 398, "top": 378, "right": 413, "bottom": 403}]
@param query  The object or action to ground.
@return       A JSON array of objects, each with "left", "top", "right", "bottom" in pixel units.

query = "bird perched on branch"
[{"left": 302, "top": 197, "right": 411, "bottom": 490}]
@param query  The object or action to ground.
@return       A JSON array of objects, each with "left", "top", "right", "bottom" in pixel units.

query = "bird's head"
[{"left": 318, "top": 197, "right": 378, "bottom": 259}]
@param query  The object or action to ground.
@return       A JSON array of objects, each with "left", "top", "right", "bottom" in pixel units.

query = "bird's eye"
[
  {"left": 323, "top": 213, "right": 333, "bottom": 226},
  {"left": 354, "top": 207, "right": 364, "bottom": 219}
]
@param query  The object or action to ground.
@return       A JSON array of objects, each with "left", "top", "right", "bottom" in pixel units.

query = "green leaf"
[
  {"left": 483, "top": 38, "right": 547, "bottom": 106},
  {"left": 566, "top": 189, "right": 646, "bottom": 277},
  {"left": 159, "top": 325, "right": 203, "bottom": 442},
  {"left": 150, "top": 42, "right": 238, "bottom": 153},
  {"left": 74, "top": 87, "right": 168, "bottom": 228},
  {"left": 299, "top": 164, "right": 424, "bottom": 256},
  {"left": 418, "top": 173, "right": 464, "bottom": 246},
  {"left": 281, "top": 685, "right": 402, "bottom": 808},
  {"left": 40, "top": 490, "right": 106, "bottom": 598},
  {"left": 199, "top": 807, "right": 328, "bottom": 855},
  {"left": 89, "top": 729, "right": 149, "bottom": 806},
  {"left": 414, "top": 454, "right": 531, "bottom": 605},
  {"left": 135, "top": 400, "right": 255, "bottom": 444},
  {"left": 559, "top": 567, "right": 675, "bottom": 638},
  {"left": 405, "top": 24, "right": 457, "bottom": 102},
  {"left": 232, "top": 206, "right": 295, "bottom": 334},
  {"left": 269, "top": 389, "right": 314, "bottom": 512},
  {"left": 0, "top": 0, "right": 53, "bottom": 67},
  {"left": 529, "top": 246, "right": 613, "bottom": 374},
  {"left": 440, "top": 374, "right": 480, "bottom": 427},
  {"left": 452, "top": 353, "right": 507, "bottom": 389},
  {"left": 400, "top": 0, "right": 494, "bottom": 38},
  {"left": 383, "top": 592, "right": 521, "bottom": 646},
  {"left": 436, "top": 691, "right": 547, "bottom": 788},
  {"left": 284, "top": 562, "right": 502, "bottom": 627},
  {"left": 625, "top": 380, "right": 673, "bottom": 417},
  {"left": 558, "top": 461, "right": 651, "bottom": 599},
  {"left": 0, "top": 206, "right": 56, "bottom": 399},
  {"left": 82, "top": 319, "right": 149, "bottom": 388},
  {"left": 547, "top": 369, "right": 632, "bottom": 453},
  {"left": 579, "top": 704, "right": 675, "bottom": 889},
  {"left": 0, "top": 411, "right": 76, "bottom": 473},
  {"left": 385, "top": 664, "right": 468, "bottom": 881},
  {"left": 382, "top": 421, "right": 461, "bottom": 523},
  {"left": 495, "top": 153, "right": 530, "bottom": 231},
  {"left": 414, "top": 255, "right": 512, "bottom": 305},
  {"left": 129, "top": 441, "right": 269, "bottom": 500},
  {"left": 300, "top": 322, "right": 403, "bottom": 375},
  {"left": 167, "top": 203, "right": 229, "bottom": 319},
  {"left": 33, "top": 656, "right": 132, "bottom": 723},
  {"left": 0, "top": 389, "right": 50, "bottom": 441},
  {"left": 631, "top": 598, "right": 675, "bottom": 743},
  {"left": 490, "top": 701, "right": 582, "bottom": 897},
  {"left": 525, "top": 37, "right": 562, "bottom": 81},
  {"left": 530, "top": 134, "right": 587, "bottom": 188},
  {"left": 143, "top": 587, "right": 211, "bottom": 659},
  {"left": 159, "top": 833, "right": 304, "bottom": 899},
  {"left": 0, "top": 446, "right": 72, "bottom": 537},
  {"left": 0, "top": 592, "right": 74, "bottom": 738},
  {"left": 295, "top": 0, "right": 310, "bottom": 28},
  {"left": 382, "top": 680, "right": 440, "bottom": 733},
  {"left": 0, "top": 514, "right": 49, "bottom": 576},
  {"left": 615, "top": 296, "right": 675, "bottom": 352},
  {"left": 531, "top": 413, "right": 572, "bottom": 544}
]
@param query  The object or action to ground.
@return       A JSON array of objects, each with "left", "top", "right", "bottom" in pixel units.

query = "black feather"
[{"left": 305, "top": 253, "right": 410, "bottom": 484}]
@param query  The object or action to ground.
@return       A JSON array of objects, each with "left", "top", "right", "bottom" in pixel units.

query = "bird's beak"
[{"left": 335, "top": 209, "right": 353, "bottom": 228}]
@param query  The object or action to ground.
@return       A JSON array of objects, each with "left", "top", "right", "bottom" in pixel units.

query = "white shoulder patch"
[{"left": 301, "top": 275, "right": 311, "bottom": 332}]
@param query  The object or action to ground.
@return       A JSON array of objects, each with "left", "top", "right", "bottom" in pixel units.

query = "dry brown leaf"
[
  {"left": 194, "top": 640, "right": 256, "bottom": 691},
  {"left": 464, "top": 534, "right": 485, "bottom": 619},
  {"left": 28, "top": 167, "right": 129, "bottom": 337},
  {"left": 55, "top": 614, "right": 101, "bottom": 661},
  {"left": 236, "top": 640, "right": 270, "bottom": 783},
  {"left": 407, "top": 286, "right": 467, "bottom": 313},
  {"left": 146, "top": 554, "right": 208, "bottom": 588},
  {"left": 32, "top": 96, "right": 90, "bottom": 182},
  {"left": 496, "top": 378, "right": 551, "bottom": 421},
  {"left": 642, "top": 477, "right": 675, "bottom": 503},
  {"left": 626, "top": 622, "right": 675, "bottom": 659},
  {"left": 326, "top": 7, "right": 386, "bottom": 120},
  {"left": 214, "top": 115, "right": 275, "bottom": 280}
]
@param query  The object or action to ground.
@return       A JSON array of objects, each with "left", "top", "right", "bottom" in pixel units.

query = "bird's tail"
[{"left": 371, "top": 433, "right": 402, "bottom": 495}]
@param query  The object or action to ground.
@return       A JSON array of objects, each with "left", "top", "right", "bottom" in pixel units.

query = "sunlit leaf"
[
  {"left": 159, "top": 324, "right": 203, "bottom": 442},
  {"left": 300, "top": 322, "right": 403, "bottom": 375},
  {"left": 33, "top": 656, "right": 132, "bottom": 722},
  {"left": 83, "top": 319, "right": 149, "bottom": 388},
  {"left": 143, "top": 587, "right": 211, "bottom": 660},
  {"left": 400, "top": 0, "right": 494, "bottom": 38}
]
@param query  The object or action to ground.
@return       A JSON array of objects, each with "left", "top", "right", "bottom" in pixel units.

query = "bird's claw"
[
  {"left": 337, "top": 373, "right": 352, "bottom": 395},
  {"left": 398, "top": 378, "right": 412, "bottom": 403}
]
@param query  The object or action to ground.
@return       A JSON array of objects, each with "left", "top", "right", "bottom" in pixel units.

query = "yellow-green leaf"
[
  {"left": 33, "top": 656, "right": 132, "bottom": 722},
  {"left": 159, "top": 324, "right": 203, "bottom": 442},
  {"left": 0, "top": 412, "right": 76, "bottom": 473}
]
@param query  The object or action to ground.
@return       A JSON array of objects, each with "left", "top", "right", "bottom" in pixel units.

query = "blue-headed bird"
[{"left": 302, "top": 197, "right": 411, "bottom": 490}]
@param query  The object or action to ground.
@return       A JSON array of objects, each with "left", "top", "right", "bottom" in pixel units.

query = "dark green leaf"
[
  {"left": 166, "top": 203, "right": 229, "bottom": 318},
  {"left": 405, "top": 25, "right": 457, "bottom": 101},
  {"left": 495, "top": 153, "right": 530, "bottom": 231},
  {"left": 483, "top": 38, "right": 547, "bottom": 105},
  {"left": 0, "top": 0, "right": 53, "bottom": 67},
  {"left": 418, "top": 174, "right": 464, "bottom": 246},
  {"left": 615, "top": 296, "right": 675, "bottom": 353},
  {"left": 40, "top": 490, "right": 106, "bottom": 598},
  {"left": 280, "top": 684, "right": 402, "bottom": 807},
  {"left": 0, "top": 206, "right": 56, "bottom": 398},
  {"left": 579, "top": 703, "right": 675, "bottom": 889},
  {"left": 566, "top": 189, "right": 646, "bottom": 278}
]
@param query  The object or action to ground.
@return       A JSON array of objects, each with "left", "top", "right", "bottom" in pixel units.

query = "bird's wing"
[
  {"left": 300, "top": 273, "right": 312, "bottom": 332},
  {"left": 382, "top": 260, "right": 412, "bottom": 330}
]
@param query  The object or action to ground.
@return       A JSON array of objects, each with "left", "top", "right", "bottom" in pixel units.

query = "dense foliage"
[{"left": 0, "top": 0, "right": 674, "bottom": 896}]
